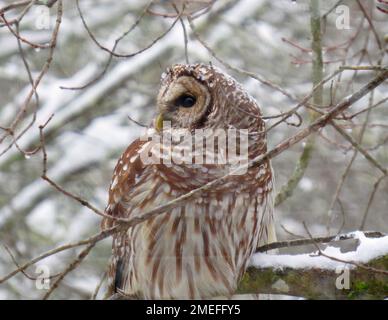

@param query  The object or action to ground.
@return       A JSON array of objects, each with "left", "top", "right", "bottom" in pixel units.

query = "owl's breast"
[{"left": 121, "top": 178, "right": 273, "bottom": 299}]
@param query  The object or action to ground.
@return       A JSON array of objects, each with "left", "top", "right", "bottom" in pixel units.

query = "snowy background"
[{"left": 0, "top": 0, "right": 387, "bottom": 299}]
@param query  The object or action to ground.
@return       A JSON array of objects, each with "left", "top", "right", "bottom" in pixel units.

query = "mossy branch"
[
  {"left": 275, "top": 0, "right": 323, "bottom": 206},
  {"left": 237, "top": 255, "right": 388, "bottom": 299}
]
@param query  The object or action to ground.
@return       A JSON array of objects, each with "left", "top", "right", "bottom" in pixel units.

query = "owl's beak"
[{"left": 155, "top": 113, "right": 164, "bottom": 132}]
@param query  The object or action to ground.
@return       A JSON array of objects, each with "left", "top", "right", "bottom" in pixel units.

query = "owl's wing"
[
  {"left": 102, "top": 138, "right": 153, "bottom": 298},
  {"left": 101, "top": 138, "right": 151, "bottom": 230}
]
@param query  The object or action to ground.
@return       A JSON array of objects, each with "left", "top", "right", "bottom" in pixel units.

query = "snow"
[
  {"left": 26, "top": 200, "right": 60, "bottom": 239},
  {"left": 251, "top": 231, "right": 388, "bottom": 270},
  {"left": 299, "top": 177, "right": 314, "bottom": 192},
  {"left": 201, "top": 0, "right": 265, "bottom": 44}
]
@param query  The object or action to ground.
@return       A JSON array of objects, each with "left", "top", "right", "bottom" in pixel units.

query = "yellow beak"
[{"left": 155, "top": 113, "right": 164, "bottom": 132}]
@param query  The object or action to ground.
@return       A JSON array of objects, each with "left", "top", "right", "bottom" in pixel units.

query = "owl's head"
[
  {"left": 156, "top": 64, "right": 214, "bottom": 130},
  {"left": 155, "top": 64, "right": 264, "bottom": 134},
  {"left": 155, "top": 63, "right": 263, "bottom": 131}
]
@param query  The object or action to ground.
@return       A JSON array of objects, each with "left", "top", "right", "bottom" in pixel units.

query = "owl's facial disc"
[{"left": 156, "top": 76, "right": 211, "bottom": 129}]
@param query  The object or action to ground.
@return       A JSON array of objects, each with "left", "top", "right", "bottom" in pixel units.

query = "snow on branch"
[
  {"left": 238, "top": 231, "right": 388, "bottom": 299},
  {"left": 253, "top": 231, "right": 388, "bottom": 271}
]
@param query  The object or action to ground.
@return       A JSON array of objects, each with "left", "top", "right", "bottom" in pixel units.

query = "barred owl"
[{"left": 102, "top": 63, "right": 276, "bottom": 299}]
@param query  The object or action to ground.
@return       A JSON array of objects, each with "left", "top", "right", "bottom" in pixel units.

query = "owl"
[{"left": 102, "top": 63, "right": 276, "bottom": 299}]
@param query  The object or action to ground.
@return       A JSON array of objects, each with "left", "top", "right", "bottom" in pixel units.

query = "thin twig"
[
  {"left": 256, "top": 230, "right": 385, "bottom": 252},
  {"left": 91, "top": 271, "right": 107, "bottom": 300},
  {"left": 359, "top": 175, "right": 387, "bottom": 230},
  {"left": 331, "top": 121, "right": 387, "bottom": 175},
  {"left": 42, "top": 242, "right": 96, "bottom": 299}
]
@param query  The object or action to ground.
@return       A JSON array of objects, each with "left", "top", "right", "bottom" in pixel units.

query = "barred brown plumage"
[{"left": 102, "top": 63, "right": 276, "bottom": 299}]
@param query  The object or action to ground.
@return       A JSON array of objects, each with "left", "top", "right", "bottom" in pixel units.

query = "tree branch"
[{"left": 238, "top": 255, "right": 388, "bottom": 299}]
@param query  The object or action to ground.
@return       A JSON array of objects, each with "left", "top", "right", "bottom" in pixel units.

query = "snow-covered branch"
[{"left": 238, "top": 231, "right": 388, "bottom": 299}]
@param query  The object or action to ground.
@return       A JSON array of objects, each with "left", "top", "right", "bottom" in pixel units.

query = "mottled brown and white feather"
[{"left": 102, "top": 64, "right": 275, "bottom": 299}]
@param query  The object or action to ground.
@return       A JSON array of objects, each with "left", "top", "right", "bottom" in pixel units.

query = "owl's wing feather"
[
  {"left": 102, "top": 138, "right": 151, "bottom": 229},
  {"left": 102, "top": 138, "right": 154, "bottom": 298}
]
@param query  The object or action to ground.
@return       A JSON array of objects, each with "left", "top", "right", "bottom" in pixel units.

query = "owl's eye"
[{"left": 175, "top": 94, "right": 197, "bottom": 108}]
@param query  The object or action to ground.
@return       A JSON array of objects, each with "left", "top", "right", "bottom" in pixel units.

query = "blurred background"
[{"left": 0, "top": 0, "right": 387, "bottom": 299}]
